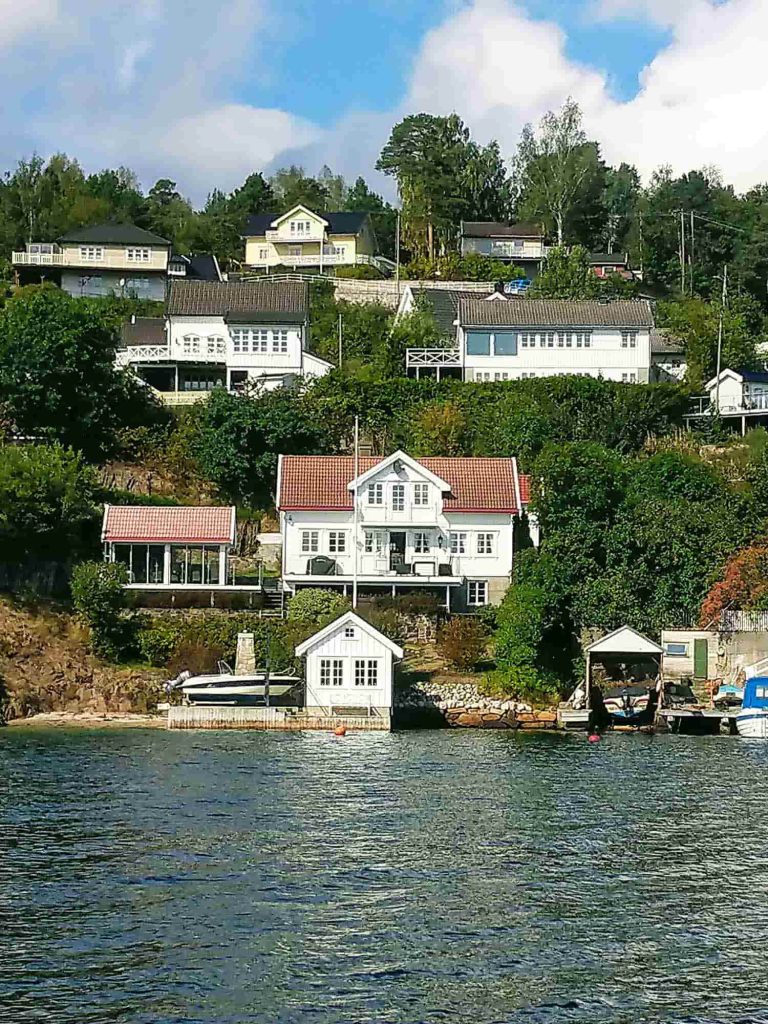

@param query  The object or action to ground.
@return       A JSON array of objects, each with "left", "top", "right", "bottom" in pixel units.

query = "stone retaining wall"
[{"left": 394, "top": 680, "right": 558, "bottom": 730}]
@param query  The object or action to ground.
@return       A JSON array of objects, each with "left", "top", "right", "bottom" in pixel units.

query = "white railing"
[
  {"left": 12, "top": 250, "right": 168, "bottom": 270},
  {"left": 155, "top": 391, "right": 212, "bottom": 407},
  {"left": 489, "top": 242, "right": 549, "bottom": 260},
  {"left": 264, "top": 230, "right": 326, "bottom": 243},
  {"left": 118, "top": 345, "right": 227, "bottom": 366},
  {"left": 248, "top": 253, "right": 387, "bottom": 270},
  {"left": 406, "top": 348, "right": 462, "bottom": 367},
  {"left": 689, "top": 392, "right": 768, "bottom": 416}
]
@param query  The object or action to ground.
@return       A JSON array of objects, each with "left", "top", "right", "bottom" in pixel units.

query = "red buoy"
[
  {"left": 334, "top": 726, "right": 347, "bottom": 737},
  {"left": 588, "top": 733, "right": 601, "bottom": 743}
]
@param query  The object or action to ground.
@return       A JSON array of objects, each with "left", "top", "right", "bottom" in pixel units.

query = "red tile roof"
[
  {"left": 279, "top": 456, "right": 521, "bottom": 513},
  {"left": 519, "top": 474, "right": 531, "bottom": 504},
  {"left": 102, "top": 506, "right": 235, "bottom": 544}
]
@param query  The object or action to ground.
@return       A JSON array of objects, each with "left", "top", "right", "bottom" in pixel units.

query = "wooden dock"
[{"left": 167, "top": 706, "right": 391, "bottom": 732}]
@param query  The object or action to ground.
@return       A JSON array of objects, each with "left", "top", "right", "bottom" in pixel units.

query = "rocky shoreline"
[{"left": 395, "top": 680, "right": 558, "bottom": 729}]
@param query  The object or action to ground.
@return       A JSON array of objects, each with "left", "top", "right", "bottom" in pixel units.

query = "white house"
[
  {"left": 685, "top": 369, "right": 768, "bottom": 435},
  {"left": 406, "top": 294, "right": 655, "bottom": 383},
  {"left": 243, "top": 205, "right": 389, "bottom": 274},
  {"left": 117, "top": 279, "right": 332, "bottom": 404},
  {"left": 277, "top": 450, "right": 532, "bottom": 610},
  {"left": 295, "top": 611, "right": 403, "bottom": 721}
]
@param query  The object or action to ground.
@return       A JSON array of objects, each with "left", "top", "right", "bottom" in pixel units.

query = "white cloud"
[
  {"left": 588, "top": 0, "right": 710, "bottom": 27},
  {"left": 0, "top": 0, "right": 59, "bottom": 48}
]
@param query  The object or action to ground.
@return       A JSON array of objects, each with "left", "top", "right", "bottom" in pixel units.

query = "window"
[
  {"left": 449, "top": 532, "right": 466, "bottom": 554},
  {"left": 413, "top": 483, "right": 429, "bottom": 506},
  {"left": 493, "top": 332, "right": 518, "bottom": 356},
  {"left": 355, "top": 659, "right": 379, "bottom": 687},
  {"left": 466, "top": 331, "right": 492, "bottom": 356},
  {"left": 468, "top": 580, "right": 489, "bottom": 606},
  {"left": 290, "top": 219, "right": 312, "bottom": 236},
  {"left": 301, "top": 531, "right": 319, "bottom": 554},
  {"left": 330, "top": 245, "right": 346, "bottom": 257},
  {"left": 231, "top": 329, "right": 247, "bottom": 354},
  {"left": 328, "top": 531, "right": 346, "bottom": 553},
  {"left": 521, "top": 372, "right": 536, "bottom": 379},
  {"left": 364, "top": 531, "right": 385, "bottom": 555},
  {"left": 320, "top": 658, "right": 344, "bottom": 687},
  {"left": 392, "top": 484, "right": 406, "bottom": 512},
  {"left": 182, "top": 334, "right": 200, "bottom": 354},
  {"left": 255, "top": 330, "right": 269, "bottom": 353},
  {"left": 207, "top": 336, "right": 225, "bottom": 356},
  {"left": 258, "top": 247, "right": 269, "bottom": 260},
  {"left": 544, "top": 331, "right": 555, "bottom": 348},
  {"left": 344, "top": 626, "right": 355, "bottom": 639},
  {"left": 368, "top": 483, "right": 383, "bottom": 505},
  {"left": 126, "top": 247, "right": 150, "bottom": 263},
  {"left": 757, "top": 686, "right": 768, "bottom": 699},
  {"left": 169, "top": 545, "right": 221, "bottom": 585},
  {"left": 413, "top": 532, "right": 430, "bottom": 554},
  {"left": 622, "top": 372, "right": 638, "bottom": 383},
  {"left": 557, "top": 332, "right": 565, "bottom": 348},
  {"left": 476, "top": 533, "right": 494, "bottom": 555},
  {"left": 520, "top": 332, "right": 535, "bottom": 347},
  {"left": 79, "top": 246, "right": 103, "bottom": 261},
  {"left": 621, "top": 331, "right": 638, "bottom": 348},
  {"left": 664, "top": 642, "right": 688, "bottom": 657},
  {"left": 272, "top": 329, "right": 289, "bottom": 354},
  {"left": 289, "top": 247, "right": 302, "bottom": 258}
]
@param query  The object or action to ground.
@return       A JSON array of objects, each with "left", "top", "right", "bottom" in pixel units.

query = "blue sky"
[
  {"left": 243, "top": 0, "right": 671, "bottom": 125},
  {"left": 1, "top": 0, "right": 767, "bottom": 201}
]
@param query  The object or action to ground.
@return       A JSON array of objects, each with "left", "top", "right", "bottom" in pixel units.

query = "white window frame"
[
  {"left": 354, "top": 659, "right": 379, "bottom": 687},
  {"left": 449, "top": 532, "right": 466, "bottom": 555},
  {"left": 621, "top": 331, "right": 638, "bottom": 349},
  {"left": 391, "top": 483, "right": 406, "bottom": 512},
  {"left": 467, "top": 580, "right": 489, "bottom": 607},
  {"left": 413, "top": 482, "right": 429, "bottom": 506},
  {"left": 126, "top": 247, "right": 151, "bottom": 263},
  {"left": 344, "top": 626, "right": 355, "bottom": 639},
  {"left": 367, "top": 483, "right": 383, "bottom": 506},
  {"left": 664, "top": 642, "right": 688, "bottom": 657},
  {"left": 476, "top": 533, "right": 495, "bottom": 555},
  {"left": 271, "top": 329, "right": 289, "bottom": 354},
  {"left": 413, "top": 531, "right": 430, "bottom": 554},
  {"left": 79, "top": 246, "right": 104, "bottom": 261},
  {"left": 319, "top": 658, "right": 344, "bottom": 687},
  {"left": 258, "top": 247, "right": 269, "bottom": 260},
  {"left": 328, "top": 531, "right": 346, "bottom": 554},
  {"left": 183, "top": 334, "right": 201, "bottom": 355},
  {"left": 301, "top": 530, "right": 319, "bottom": 554}
]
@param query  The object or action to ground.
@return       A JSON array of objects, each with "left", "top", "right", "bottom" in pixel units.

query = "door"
[
  {"left": 389, "top": 532, "right": 406, "bottom": 571},
  {"left": 693, "top": 638, "right": 708, "bottom": 679}
]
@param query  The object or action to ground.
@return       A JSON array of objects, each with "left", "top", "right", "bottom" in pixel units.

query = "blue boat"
[{"left": 736, "top": 677, "right": 768, "bottom": 738}]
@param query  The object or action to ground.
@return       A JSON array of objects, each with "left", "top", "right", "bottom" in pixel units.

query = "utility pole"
[
  {"left": 715, "top": 264, "right": 728, "bottom": 416},
  {"left": 689, "top": 210, "right": 695, "bottom": 295},
  {"left": 680, "top": 210, "right": 686, "bottom": 295},
  {"left": 352, "top": 415, "right": 359, "bottom": 610},
  {"left": 395, "top": 211, "right": 401, "bottom": 297},
  {"left": 338, "top": 313, "right": 343, "bottom": 369}
]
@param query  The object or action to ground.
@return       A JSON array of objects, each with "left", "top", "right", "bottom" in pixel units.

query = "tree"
[
  {"left": 345, "top": 177, "right": 398, "bottom": 260},
  {"left": 145, "top": 179, "right": 195, "bottom": 247},
  {"left": 71, "top": 561, "right": 134, "bottom": 660},
  {"left": 700, "top": 543, "right": 768, "bottom": 625},
  {"left": 529, "top": 246, "right": 601, "bottom": 298},
  {"left": 0, "top": 286, "right": 158, "bottom": 459},
  {"left": 286, "top": 588, "right": 350, "bottom": 624},
  {"left": 270, "top": 166, "right": 331, "bottom": 212},
  {"left": 601, "top": 163, "right": 640, "bottom": 254},
  {"left": 513, "top": 98, "right": 592, "bottom": 245},
  {"left": 411, "top": 401, "right": 470, "bottom": 456},
  {"left": 0, "top": 443, "right": 98, "bottom": 562},
  {"left": 189, "top": 385, "right": 337, "bottom": 507}
]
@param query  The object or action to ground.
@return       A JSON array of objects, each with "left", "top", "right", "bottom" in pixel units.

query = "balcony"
[
  {"left": 248, "top": 252, "right": 390, "bottom": 272},
  {"left": 406, "top": 348, "right": 462, "bottom": 368},
  {"left": 265, "top": 229, "right": 325, "bottom": 243},
  {"left": 12, "top": 250, "right": 168, "bottom": 271},
  {"left": 117, "top": 344, "right": 227, "bottom": 367},
  {"left": 489, "top": 241, "right": 549, "bottom": 261},
  {"left": 686, "top": 393, "right": 768, "bottom": 418}
]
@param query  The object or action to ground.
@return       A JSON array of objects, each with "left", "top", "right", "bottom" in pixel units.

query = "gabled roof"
[
  {"left": 459, "top": 297, "right": 654, "bottom": 329},
  {"left": 461, "top": 221, "right": 544, "bottom": 239},
  {"left": 587, "top": 626, "right": 662, "bottom": 655},
  {"left": 270, "top": 204, "right": 329, "bottom": 228},
  {"left": 102, "top": 505, "right": 236, "bottom": 544},
  {"left": 278, "top": 455, "right": 522, "bottom": 513},
  {"left": 588, "top": 252, "right": 630, "bottom": 266},
  {"left": 57, "top": 222, "right": 170, "bottom": 246},
  {"left": 168, "top": 252, "right": 223, "bottom": 281},
  {"left": 166, "top": 279, "right": 308, "bottom": 321},
  {"left": 243, "top": 210, "right": 370, "bottom": 238},
  {"left": 412, "top": 287, "right": 491, "bottom": 335},
  {"left": 120, "top": 317, "right": 165, "bottom": 348},
  {"left": 295, "top": 611, "right": 404, "bottom": 659},
  {"left": 706, "top": 368, "right": 768, "bottom": 389},
  {"left": 349, "top": 451, "right": 451, "bottom": 493}
]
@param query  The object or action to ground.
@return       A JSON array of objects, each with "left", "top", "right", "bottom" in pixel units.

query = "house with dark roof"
[
  {"left": 588, "top": 252, "right": 637, "bottom": 281},
  {"left": 277, "top": 450, "right": 533, "bottom": 610},
  {"left": 12, "top": 221, "right": 222, "bottom": 301},
  {"left": 406, "top": 292, "right": 656, "bottom": 384},
  {"left": 685, "top": 368, "right": 768, "bottom": 435},
  {"left": 243, "top": 204, "right": 386, "bottom": 273},
  {"left": 460, "top": 221, "right": 548, "bottom": 276},
  {"left": 117, "top": 278, "right": 332, "bottom": 404}
]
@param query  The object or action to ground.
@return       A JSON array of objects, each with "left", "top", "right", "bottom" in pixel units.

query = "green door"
[{"left": 694, "top": 638, "right": 708, "bottom": 679}]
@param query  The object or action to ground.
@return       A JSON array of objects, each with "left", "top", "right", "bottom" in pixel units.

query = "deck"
[{"left": 167, "top": 706, "right": 391, "bottom": 731}]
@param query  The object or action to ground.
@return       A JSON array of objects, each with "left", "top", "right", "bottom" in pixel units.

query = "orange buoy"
[
  {"left": 588, "top": 732, "right": 601, "bottom": 743},
  {"left": 334, "top": 726, "right": 347, "bottom": 736}
]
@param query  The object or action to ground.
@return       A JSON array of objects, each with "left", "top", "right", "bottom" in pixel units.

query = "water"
[{"left": 2, "top": 729, "right": 768, "bottom": 1024}]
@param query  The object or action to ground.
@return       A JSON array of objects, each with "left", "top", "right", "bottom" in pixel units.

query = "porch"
[{"left": 406, "top": 348, "right": 462, "bottom": 382}]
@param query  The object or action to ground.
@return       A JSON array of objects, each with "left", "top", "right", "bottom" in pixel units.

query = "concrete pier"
[{"left": 167, "top": 706, "right": 391, "bottom": 731}]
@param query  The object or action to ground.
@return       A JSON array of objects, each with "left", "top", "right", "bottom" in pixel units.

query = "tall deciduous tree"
[{"left": 513, "top": 98, "right": 591, "bottom": 245}]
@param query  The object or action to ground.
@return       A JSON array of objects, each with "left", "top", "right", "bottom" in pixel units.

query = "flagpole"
[
  {"left": 715, "top": 265, "right": 727, "bottom": 416},
  {"left": 352, "top": 415, "right": 359, "bottom": 610}
]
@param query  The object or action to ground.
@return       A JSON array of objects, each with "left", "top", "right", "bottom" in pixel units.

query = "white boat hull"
[{"left": 736, "top": 709, "right": 768, "bottom": 738}]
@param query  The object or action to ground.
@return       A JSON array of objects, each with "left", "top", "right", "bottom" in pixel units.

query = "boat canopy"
[{"left": 742, "top": 676, "right": 768, "bottom": 709}]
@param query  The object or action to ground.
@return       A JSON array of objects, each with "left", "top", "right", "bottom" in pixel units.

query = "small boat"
[
  {"left": 736, "top": 676, "right": 768, "bottom": 737},
  {"left": 166, "top": 662, "right": 301, "bottom": 706},
  {"left": 602, "top": 684, "right": 656, "bottom": 728},
  {"left": 713, "top": 682, "right": 744, "bottom": 708}
]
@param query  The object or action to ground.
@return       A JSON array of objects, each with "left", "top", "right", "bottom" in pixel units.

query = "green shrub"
[
  {"left": 71, "top": 560, "right": 135, "bottom": 660},
  {"left": 437, "top": 616, "right": 487, "bottom": 670},
  {"left": 286, "top": 588, "right": 350, "bottom": 624},
  {"left": 137, "top": 619, "right": 184, "bottom": 667},
  {"left": 480, "top": 666, "right": 561, "bottom": 705}
]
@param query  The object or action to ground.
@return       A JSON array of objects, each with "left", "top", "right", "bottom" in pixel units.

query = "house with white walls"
[
  {"left": 295, "top": 611, "right": 403, "bottom": 723},
  {"left": 277, "top": 451, "right": 532, "bottom": 610},
  {"left": 243, "top": 205, "right": 390, "bottom": 274},
  {"left": 117, "top": 278, "right": 332, "bottom": 404},
  {"left": 406, "top": 294, "right": 655, "bottom": 383},
  {"left": 685, "top": 369, "right": 768, "bottom": 435}
]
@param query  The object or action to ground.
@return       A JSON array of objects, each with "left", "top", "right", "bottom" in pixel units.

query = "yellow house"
[{"left": 243, "top": 204, "right": 381, "bottom": 272}]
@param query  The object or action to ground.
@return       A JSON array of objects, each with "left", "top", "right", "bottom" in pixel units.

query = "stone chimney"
[{"left": 235, "top": 632, "right": 256, "bottom": 675}]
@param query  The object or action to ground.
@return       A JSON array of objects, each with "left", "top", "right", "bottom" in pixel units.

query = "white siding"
[{"left": 304, "top": 621, "right": 394, "bottom": 710}]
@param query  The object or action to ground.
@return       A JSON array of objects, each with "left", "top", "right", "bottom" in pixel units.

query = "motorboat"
[
  {"left": 713, "top": 682, "right": 744, "bottom": 708},
  {"left": 736, "top": 676, "right": 768, "bottom": 738},
  {"left": 602, "top": 683, "right": 657, "bottom": 728},
  {"left": 166, "top": 662, "right": 301, "bottom": 706}
]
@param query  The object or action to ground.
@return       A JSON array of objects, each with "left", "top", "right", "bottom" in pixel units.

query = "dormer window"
[
  {"left": 367, "top": 483, "right": 383, "bottom": 505},
  {"left": 413, "top": 483, "right": 429, "bottom": 506},
  {"left": 290, "top": 220, "right": 312, "bottom": 236},
  {"left": 392, "top": 484, "right": 406, "bottom": 512}
]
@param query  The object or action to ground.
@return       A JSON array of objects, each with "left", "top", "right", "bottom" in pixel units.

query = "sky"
[{"left": 0, "top": 0, "right": 763, "bottom": 205}]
